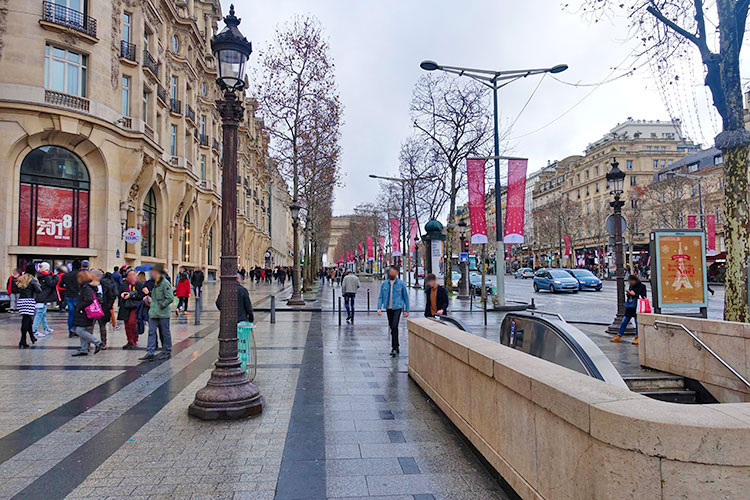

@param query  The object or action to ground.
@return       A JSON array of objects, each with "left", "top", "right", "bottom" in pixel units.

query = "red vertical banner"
[
  {"left": 408, "top": 218, "right": 418, "bottom": 252},
  {"left": 366, "top": 236, "right": 374, "bottom": 260},
  {"left": 687, "top": 215, "right": 697, "bottom": 229},
  {"left": 706, "top": 215, "right": 716, "bottom": 255},
  {"left": 563, "top": 234, "right": 571, "bottom": 256},
  {"left": 466, "top": 159, "right": 488, "bottom": 244},
  {"left": 504, "top": 159, "right": 527, "bottom": 244},
  {"left": 357, "top": 242, "right": 364, "bottom": 257},
  {"left": 390, "top": 218, "right": 402, "bottom": 256}
]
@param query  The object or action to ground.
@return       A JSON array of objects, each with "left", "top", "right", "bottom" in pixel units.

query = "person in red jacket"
[{"left": 175, "top": 272, "right": 190, "bottom": 314}]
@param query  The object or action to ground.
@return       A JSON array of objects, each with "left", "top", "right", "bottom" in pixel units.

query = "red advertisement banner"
[
  {"left": 687, "top": 215, "right": 697, "bottom": 229},
  {"left": 504, "top": 159, "right": 527, "bottom": 244},
  {"left": 366, "top": 236, "right": 374, "bottom": 259},
  {"left": 706, "top": 215, "right": 716, "bottom": 255},
  {"left": 563, "top": 234, "right": 571, "bottom": 257},
  {"left": 390, "top": 218, "right": 402, "bottom": 256},
  {"left": 408, "top": 218, "right": 418, "bottom": 252},
  {"left": 466, "top": 159, "right": 488, "bottom": 244}
]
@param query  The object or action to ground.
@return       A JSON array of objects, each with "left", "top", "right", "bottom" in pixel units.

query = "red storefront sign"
[{"left": 19, "top": 184, "right": 88, "bottom": 248}]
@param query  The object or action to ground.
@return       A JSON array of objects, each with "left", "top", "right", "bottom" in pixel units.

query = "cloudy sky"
[{"left": 232, "top": 0, "right": 721, "bottom": 215}]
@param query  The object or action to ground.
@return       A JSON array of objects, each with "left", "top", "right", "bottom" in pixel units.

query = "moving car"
[
  {"left": 533, "top": 268, "right": 579, "bottom": 293},
  {"left": 514, "top": 268, "right": 534, "bottom": 279},
  {"left": 565, "top": 268, "right": 602, "bottom": 291}
]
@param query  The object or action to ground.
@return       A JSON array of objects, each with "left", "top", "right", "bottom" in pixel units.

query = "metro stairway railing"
[{"left": 653, "top": 320, "right": 750, "bottom": 388}]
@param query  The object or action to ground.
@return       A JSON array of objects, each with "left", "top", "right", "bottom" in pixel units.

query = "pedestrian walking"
[
  {"left": 92, "top": 269, "right": 116, "bottom": 349},
  {"left": 33, "top": 262, "right": 58, "bottom": 337},
  {"left": 117, "top": 269, "right": 144, "bottom": 349},
  {"left": 377, "top": 265, "right": 410, "bottom": 357},
  {"left": 16, "top": 265, "right": 40, "bottom": 348},
  {"left": 216, "top": 276, "right": 254, "bottom": 323},
  {"left": 6, "top": 268, "right": 20, "bottom": 312},
  {"left": 610, "top": 274, "right": 647, "bottom": 345},
  {"left": 111, "top": 266, "right": 123, "bottom": 288},
  {"left": 341, "top": 270, "right": 360, "bottom": 323},
  {"left": 139, "top": 264, "right": 174, "bottom": 362},
  {"left": 71, "top": 270, "right": 104, "bottom": 357},
  {"left": 423, "top": 273, "right": 449, "bottom": 318},
  {"left": 175, "top": 272, "right": 190, "bottom": 313},
  {"left": 191, "top": 267, "right": 205, "bottom": 297},
  {"left": 60, "top": 259, "right": 81, "bottom": 336}
]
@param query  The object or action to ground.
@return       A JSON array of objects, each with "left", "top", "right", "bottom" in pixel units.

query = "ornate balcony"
[
  {"left": 120, "top": 40, "right": 137, "bottom": 62},
  {"left": 169, "top": 98, "right": 182, "bottom": 115},
  {"left": 156, "top": 84, "right": 167, "bottom": 106},
  {"left": 212, "top": 138, "right": 220, "bottom": 151},
  {"left": 45, "top": 89, "right": 89, "bottom": 111},
  {"left": 41, "top": 1, "right": 97, "bottom": 40},
  {"left": 199, "top": 134, "right": 209, "bottom": 147},
  {"left": 143, "top": 49, "right": 158, "bottom": 77},
  {"left": 186, "top": 104, "right": 195, "bottom": 124}
]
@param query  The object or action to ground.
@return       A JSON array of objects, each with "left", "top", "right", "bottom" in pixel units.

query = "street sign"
[
  {"left": 459, "top": 252, "right": 468, "bottom": 262},
  {"left": 605, "top": 214, "right": 627, "bottom": 236},
  {"left": 123, "top": 228, "right": 141, "bottom": 244}
]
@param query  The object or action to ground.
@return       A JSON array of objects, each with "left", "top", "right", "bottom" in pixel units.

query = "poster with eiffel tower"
[{"left": 653, "top": 230, "right": 708, "bottom": 309}]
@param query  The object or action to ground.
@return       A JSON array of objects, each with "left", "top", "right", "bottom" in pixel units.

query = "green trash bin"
[{"left": 237, "top": 321, "right": 257, "bottom": 382}]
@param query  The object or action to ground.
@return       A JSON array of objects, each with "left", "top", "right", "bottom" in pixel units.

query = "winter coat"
[
  {"left": 18, "top": 277, "right": 41, "bottom": 299},
  {"left": 176, "top": 279, "right": 191, "bottom": 298},
  {"left": 60, "top": 270, "right": 80, "bottom": 299},
  {"left": 73, "top": 283, "right": 96, "bottom": 328},
  {"left": 148, "top": 277, "right": 174, "bottom": 319},
  {"left": 117, "top": 281, "right": 145, "bottom": 321},
  {"left": 377, "top": 279, "right": 410, "bottom": 312},
  {"left": 216, "top": 282, "right": 254, "bottom": 323},
  {"left": 341, "top": 274, "right": 360, "bottom": 295},
  {"left": 6, "top": 276, "right": 19, "bottom": 295},
  {"left": 424, "top": 285, "right": 449, "bottom": 318},
  {"left": 190, "top": 270, "right": 205, "bottom": 288},
  {"left": 35, "top": 272, "right": 59, "bottom": 304},
  {"left": 99, "top": 277, "right": 118, "bottom": 311}
]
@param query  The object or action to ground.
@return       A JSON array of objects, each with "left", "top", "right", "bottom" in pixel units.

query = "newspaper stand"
[{"left": 237, "top": 321, "right": 257, "bottom": 381}]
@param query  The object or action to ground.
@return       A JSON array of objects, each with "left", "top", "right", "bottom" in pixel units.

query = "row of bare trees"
[{"left": 254, "top": 15, "right": 342, "bottom": 292}]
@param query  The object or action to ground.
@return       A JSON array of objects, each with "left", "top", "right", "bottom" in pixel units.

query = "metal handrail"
[
  {"left": 653, "top": 320, "right": 750, "bottom": 388},
  {"left": 527, "top": 309, "right": 565, "bottom": 322},
  {"left": 430, "top": 314, "right": 470, "bottom": 332}
]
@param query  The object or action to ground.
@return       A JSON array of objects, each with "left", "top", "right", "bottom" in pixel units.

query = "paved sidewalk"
[{"left": 0, "top": 280, "right": 511, "bottom": 500}]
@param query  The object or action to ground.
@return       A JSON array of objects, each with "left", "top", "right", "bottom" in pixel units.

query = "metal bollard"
[
  {"left": 332, "top": 288, "right": 336, "bottom": 314},
  {"left": 470, "top": 294, "right": 473, "bottom": 312},
  {"left": 194, "top": 291, "right": 202, "bottom": 326},
  {"left": 367, "top": 288, "right": 370, "bottom": 312},
  {"left": 270, "top": 295, "right": 276, "bottom": 324},
  {"left": 338, "top": 296, "right": 342, "bottom": 326},
  {"left": 483, "top": 295, "right": 488, "bottom": 326},
  {"left": 529, "top": 298, "right": 536, "bottom": 310}
]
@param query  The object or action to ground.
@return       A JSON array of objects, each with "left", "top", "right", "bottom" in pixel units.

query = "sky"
[{"left": 231, "top": 0, "right": 723, "bottom": 215}]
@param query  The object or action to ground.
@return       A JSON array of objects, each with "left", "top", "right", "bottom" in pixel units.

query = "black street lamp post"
[
  {"left": 189, "top": 5, "right": 263, "bottom": 419},
  {"left": 287, "top": 200, "right": 305, "bottom": 305},
  {"left": 605, "top": 158, "right": 632, "bottom": 335}
]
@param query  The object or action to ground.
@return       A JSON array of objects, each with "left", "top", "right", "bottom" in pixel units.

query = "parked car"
[
  {"left": 0, "top": 290, "right": 9, "bottom": 311},
  {"left": 565, "top": 268, "right": 602, "bottom": 291},
  {"left": 469, "top": 272, "right": 493, "bottom": 296},
  {"left": 514, "top": 268, "right": 534, "bottom": 279},
  {"left": 533, "top": 268, "right": 579, "bottom": 293}
]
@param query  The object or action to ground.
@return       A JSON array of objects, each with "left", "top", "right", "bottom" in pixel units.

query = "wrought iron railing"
[
  {"left": 156, "top": 84, "right": 167, "bottom": 105},
  {"left": 186, "top": 104, "right": 195, "bottom": 123},
  {"left": 42, "top": 1, "right": 97, "bottom": 38},
  {"left": 170, "top": 98, "right": 182, "bottom": 115},
  {"left": 143, "top": 49, "right": 158, "bottom": 77},
  {"left": 120, "top": 40, "right": 136, "bottom": 62},
  {"left": 45, "top": 89, "right": 90, "bottom": 111},
  {"left": 212, "top": 138, "right": 220, "bottom": 151},
  {"left": 199, "top": 134, "right": 209, "bottom": 147},
  {"left": 193, "top": 127, "right": 198, "bottom": 139}
]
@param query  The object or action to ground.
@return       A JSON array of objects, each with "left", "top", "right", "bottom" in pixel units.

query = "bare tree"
[
  {"left": 411, "top": 73, "right": 492, "bottom": 292},
  {"left": 579, "top": 0, "right": 750, "bottom": 320}
]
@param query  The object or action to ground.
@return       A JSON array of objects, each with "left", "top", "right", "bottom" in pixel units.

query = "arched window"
[
  {"left": 182, "top": 212, "right": 191, "bottom": 261},
  {"left": 19, "top": 146, "right": 89, "bottom": 248},
  {"left": 141, "top": 188, "right": 157, "bottom": 257},
  {"left": 207, "top": 225, "right": 214, "bottom": 265}
]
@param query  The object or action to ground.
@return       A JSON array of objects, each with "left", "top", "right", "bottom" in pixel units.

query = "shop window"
[
  {"left": 18, "top": 146, "right": 89, "bottom": 248},
  {"left": 141, "top": 188, "right": 157, "bottom": 257},
  {"left": 182, "top": 212, "right": 191, "bottom": 261}
]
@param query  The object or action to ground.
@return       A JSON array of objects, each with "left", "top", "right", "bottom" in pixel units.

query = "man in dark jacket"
[
  {"left": 191, "top": 267, "right": 205, "bottom": 297},
  {"left": 423, "top": 273, "right": 449, "bottom": 318},
  {"left": 71, "top": 270, "right": 104, "bottom": 357},
  {"left": 216, "top": 277, "right": 254, "bottom": 323},
  {"left": 93, "top": 270, "right": 117, "bottom": 349},
  {"left": 61, "top": 259, "right": 81, "bottom": 336}
]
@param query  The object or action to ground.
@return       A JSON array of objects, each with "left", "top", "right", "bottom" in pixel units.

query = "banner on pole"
[
  {"left": 706, "top": 215, "right": 717, "bottom": 255},
  {"left": 504, "top": 159, "right": 527, "bottom": 244},
  {"left": 390, "top": 218, "right": 402, "bottom": 256},
  {"left": 687, "top": 215, "right": 697, "bottom": 229},
  {"left": 466, "top": 159, "right": 488, "bottom": 244},
  {"left": 408, "top": 218, "right": 418, "bottom": 252},
  {"left": 366, "top": 236, "right": 374, "bottom": 260},
  {"left": 563, "top": 234, "right": 571, "bottom": 257}
]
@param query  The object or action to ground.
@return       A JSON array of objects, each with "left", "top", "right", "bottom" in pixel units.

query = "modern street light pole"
[
  {"left": 605, "top": 159, "right": 632, "bottom": 335},
  {"left": 419, "top": 60, "right": 567, "bottom": 306},
  {"left": 287, "top": 200, "right": 305, "bottom": 305},
  {"left": 189, "top": 5, "right": 262, "bottom": 420}
]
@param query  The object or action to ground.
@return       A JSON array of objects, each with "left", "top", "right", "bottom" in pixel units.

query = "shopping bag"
[
  {"left": 638, "top": 298, "right": 651, "bottom": 314},
  {"left": 85, "top": 297, "right": 105, "bottom": 320}
]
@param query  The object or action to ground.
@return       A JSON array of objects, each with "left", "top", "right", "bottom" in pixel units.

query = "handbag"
[
  {"left": 624, "top": 296, "right": 637, "bottom": 308},
  {"left": 638, "top": 298, "right": 652, "bottom": 314},
  {"left": 85, "top": 296, "right": 105, "bottom": 320}
]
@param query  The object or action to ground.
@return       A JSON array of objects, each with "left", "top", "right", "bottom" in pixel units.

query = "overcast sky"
[{"left": 232, "top": 0, "right": 722, "bottom": 215}]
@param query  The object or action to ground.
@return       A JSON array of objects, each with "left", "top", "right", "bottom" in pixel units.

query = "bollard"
[
  {"left": 270, "top": 295, "right": 276, "bottom": 324},
  {"left": 529, "top": 298, "right": 536, "bottom": 310},
  {"left": 470, "top": 294, "right": 473, "bottom": 312},
  {"left": 332, "top": 288, "right": 336, "bottom": 314},
  {"left": 367, "top": 288, "right": 370, "bottom": 312},
  {"left": 483, "top": 295, "right": 487, "bottom": 326},
  {"left": 338, "top": 296, "right": 342, "bottom": 326},
  {"left": 194, "top": 290, "right": 202, "bottom": 326}
]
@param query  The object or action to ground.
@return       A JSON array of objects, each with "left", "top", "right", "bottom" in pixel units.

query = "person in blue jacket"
[{"left": 377, "top": 265, "right": 410, "bottom": 357}]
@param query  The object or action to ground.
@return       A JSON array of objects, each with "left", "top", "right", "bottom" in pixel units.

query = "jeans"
[
  {"left": 617, "top": 309, "right": 638, "bottom": 336},
  {"left": 66, "top": 297, "right": 78, "bottom": 332},
  {"left": 76, "top": 325, "right": 100, "bottom": 353},
  {"left": 177, "top": 297, "right": 188, "bottom": 311},
  {"left": 96, "top": 316, "right": 108, "bottom": 344},
  {"left": 386, "top": 309, "right": 402, "bottom": 350},
  {"left": 10, "top": 293, "right": 18, "bottom": 311},
  {"left": 32, "top": 304, "right": 49, "bottom": 333},
  {"left": 147, "top": 317, "right": 172, "bottom": 355},
  {"left": 344, "top": 293, "right": 355, "bottom": 317}
]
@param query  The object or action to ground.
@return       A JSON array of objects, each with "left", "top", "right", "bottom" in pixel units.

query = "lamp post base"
[
  {"left": 189, "top": 366, "right": 263, "bottom": 420},
  {"left": 286, "top": 292, "right": 306, "bottom": 306},
  {"left": 457, "top": 294, "right": 470, "bottom": 300},
  {"left": 606, "top": 313, "right": 637, "bottom": 335}
]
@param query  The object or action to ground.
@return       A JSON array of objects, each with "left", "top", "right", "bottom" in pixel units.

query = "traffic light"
[
  {"left": 463, "top": 239, "right": 470, "bottom": 250},
  {"left": 300, "top": 257, "right": 305, "bottom": 264}
]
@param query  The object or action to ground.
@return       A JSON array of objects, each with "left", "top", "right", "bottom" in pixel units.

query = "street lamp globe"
[
  {"left": 606, "top": 158, "right": 626, "bottom": 195},
  {"left": 211, "top": 5, "right": 252, "bottom": 91},
  {"left": 457, "top": 219, "right": 467, "bottom": 237},
  {"left": 420, "top": 60, "right": 440, "bottom": 71},
  {"left": 290, "top": 200, "right": 301, "bottom": 222}
]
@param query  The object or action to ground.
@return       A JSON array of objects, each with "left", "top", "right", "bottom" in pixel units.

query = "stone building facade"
[{"left": 0, "top": 0, "right": 279, "bottom": 279}]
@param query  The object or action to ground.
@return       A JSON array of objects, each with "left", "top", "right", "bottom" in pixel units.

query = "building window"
[
  {"left": 182, "top": 212, "right": 191, "bottom": 261},
  {"left": 586, "top": 186, "right": 589, "bottom": 196},
  {"left": 714, "top": 155, "right": 723, "bottom": 165},
  {"left": 585, "top": 170, "right": 589, "bottom": 179},
  {"left": 171, "top": 76, "right": 178, "bottom": 100},
  {"left": 200, "top": 115, "right": 206, "bottom": 136},
  {"left": 631, "top": 199, "right": 638, "bottom": 209},
  {"left": 653, "top": 159, "right": 659, "bottom": 169},
  {"left": 577, "top": 189, "right": 580, "bottom": 199},
  {"left": 688, "top": 163, "right": 699, "bottom": 172},
  {"left": 170, "top": 124, "right": 177, "bottom": 155},
  {"left": 626, "top": 160, "right": 633, "bottom": 170},
  {"left": 172, "top": 34, "right": 180, "bottom": 53},
  {"left": 200, "top": 155, "right": 206, "bottom": 180},
  {"left": 207, "top": 226, "right": 214, "bottom": 265},
  {"left": 660, "top": 160, "right": 666, "bottom": 169},
  {"left": 141, "top": 188, "right": 157, "bottom": 257},
  {"left": 646, "top": 146, "right": 652, "bottom": 151},
  {"left": 594, "top": 166, "right": 599, "bottom": 175},
  {"left": 44, "top": 44, "right": 88, "bottom": 97},
  {"left": 691, "top": 185, "right": 696, "bottom": 197},
  {"left": 121, "top": 76, "right": 130, "bottom": 116},
  {"left": 630, "top": 176, "right": 637, "bottom": 186},
  {"left": 201, "top": 81, "right": 207, "bottom": 96},
  {"left": 123, "top": 12, "right": 132, "bottom": 43},
  {"left": 18, "top": 146, "right": 89, "bottom": 248},
  {"left": 142, "top": 91, "right": 149, "bottom": 124},
  {"left": 595, "top": 182, "right": 599, "bottom": 193},
  {"left": 619, "top": 147, "right": 625, "bottom": 152}
]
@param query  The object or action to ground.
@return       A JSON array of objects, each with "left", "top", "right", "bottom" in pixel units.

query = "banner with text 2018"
[
  {"left": 504, "top": 159, "right": 527, "bottom": 244},
  {"left": 467, "top": 159, "right": 488, "bottom": 244}
]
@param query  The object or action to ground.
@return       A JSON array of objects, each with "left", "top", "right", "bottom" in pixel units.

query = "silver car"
[{"left": 514, "top": 267, "right": 534, "bottom": 279}]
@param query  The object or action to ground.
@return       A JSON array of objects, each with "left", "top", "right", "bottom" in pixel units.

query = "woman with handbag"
[
  {"left": 610, "top": 274, "right": 648, "bottom": 345},
  {"left": 71, "top": 270, "right": 104, "bottom": 357}
]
